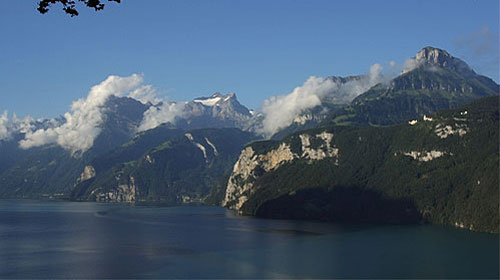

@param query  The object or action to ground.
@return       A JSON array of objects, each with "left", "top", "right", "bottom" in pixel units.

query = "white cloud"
[
  {"left": 19, "top": 126, "right": 58, "bottom": 148},
  {"left": 0, "top": 111, "right": 10, "bottom": 141},
  {"left": 137, "top": 101, "right": 186, "bottom": 132},
  {"left": 128, "top": 85, "right": 162, "bottom": 105},
  {"left": 0, "top": 111, "right": 35, "bottom": 141},
  {"left": 369, "top": 63, "right": 383, "bottom": 84},
  {"left": 258, "top": 76, "right": 335, "bottom": 138},
  {"left": 402, "top": 57, "right": 423, "bottom": 74},
  {"left": 12, "top": 113, "right": 36, "bottom": 135},
  {"left": 19, "top": 74, "right": 144, "bottom": 156},
  {"left": 257, "top": 63, "right": 389, "bottom": 137}
]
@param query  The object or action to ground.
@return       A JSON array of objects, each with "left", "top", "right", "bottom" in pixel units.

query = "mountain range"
[
  {"left": 223, "top": 96, "right": 499, "bottom": 233},
  {"left": 0, "top": 46, "right": 498, "bottom": 232},
  {"left": 0, "top": 92, "right": 256, "bottom": 200},
  {"left": 327, "top": 47, "right": 498, "bottom": 126}
]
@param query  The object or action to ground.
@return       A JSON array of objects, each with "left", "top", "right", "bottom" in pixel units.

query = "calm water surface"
[{"left": 0, "top": 200, "right": 497, "bottom": 279}]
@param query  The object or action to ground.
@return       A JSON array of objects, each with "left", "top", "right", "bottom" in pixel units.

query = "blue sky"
[{"left": 0, "top": 0, "right": 498, "bottom": 118}]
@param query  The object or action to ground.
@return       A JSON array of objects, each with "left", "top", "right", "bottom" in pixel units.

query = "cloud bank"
[
  {"left": 402, "top": 57, "right": 424, "bottom": 74},
  {"left": 0, "top": 111, "right": 9, "bottom": 141},
  {"left": 258, "top": 63, "right": 389, "bottom": 137},
  {"left": 128, "top": 85, "right": 162, "bottom": 105},
  {"left": 19, "top": 74, "right": 144, "bottom": 155},
  {"left": 13, "top": 73, "right": 195, "bottom": 153},
  {"left": 258, "top": 76, "right": 334, "bottom": 138},
  {"left": 137, "top": 101, "right": 187, "bottom": 132},
  {"left": 0, "top": 111, "right": 35, "bottom": 141}
]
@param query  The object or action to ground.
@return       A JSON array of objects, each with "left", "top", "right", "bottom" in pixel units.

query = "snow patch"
[
  {"left": 204, "top": 137, "right": 218, "bottom": 156},
  {"left": 223, "top": 93, "right": 234, "bottom": 102},
  {"left": 195, "top": 143, "right": 207, "bottom": 160},
  {"left": 185, "top": 133, "right": 208, "bottom": 161},
  {"left": 193, "top": 97, "right": 222, "bottom": 106}
]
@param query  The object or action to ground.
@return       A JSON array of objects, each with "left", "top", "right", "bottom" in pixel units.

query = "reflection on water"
[{"left": 0, "top": 200, "right": 498, "bottom": 279}]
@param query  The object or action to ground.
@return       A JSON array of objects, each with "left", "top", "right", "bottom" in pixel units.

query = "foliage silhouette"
[{"left": 37, "top": 0, "right": 120, "bottom": 17}]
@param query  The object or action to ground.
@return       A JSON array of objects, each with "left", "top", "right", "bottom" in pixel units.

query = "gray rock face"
[
  {"left": 91, "top": 176, "right": 137, "bottom": 202},
  {"left": 176, "top": 92, "right": 254, "bottom": 130},
  {"left": 299, "top": 131, "right": 339, "bottom": 164},
  {"left": 77, "top": 165, "right": 96, "bottom": 183},
  {"left": 415, "top": 46, "right": 474, "bottom": 76},
  {"left": 223, "top": 131, "right": 339, "bottom": 211}
]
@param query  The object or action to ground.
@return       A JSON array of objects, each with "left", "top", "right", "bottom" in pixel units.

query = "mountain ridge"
[
  {"left": 0, "top": 47, "right": 498, "bottom": 234},
  {"left": 327, "top": 47, "right": 498, "bottom": 127},
  {"left": 221, "top": 96, "right": 499, "bottom": 233}
]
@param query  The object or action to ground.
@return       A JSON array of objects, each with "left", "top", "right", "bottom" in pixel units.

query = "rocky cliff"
[
  {"left": 222, "top": 96, "right": 499, "bottom": 233},
  {"left": 329, "top": 47, "right": 499, "bottom": 127},
  {"left": 223, "top": 130, "right": 339, "bottom": 210}
]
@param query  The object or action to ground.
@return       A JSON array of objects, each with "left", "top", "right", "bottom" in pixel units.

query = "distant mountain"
[
  {"left": 264, "top": 47, "right": 499, "bottom": 138},
  {"left": 84, "top": 95, "right": 150, "bottom": 158},
  {"left": 0, "top": 145, "right": 81, "bottom": 199},
  {"left": 88, "top": 124, "right": 185, "bottom": 176},
  {"left": 221, "top": 96, "right": 499, "bottom": 233},
  {"left": 327, "top": 47, "right": 499, "bottom": 126},
  {"left": 0, "top": 96, "right": 150, "bottom": 199},
  {"left": 0, "top": 91, "right": 258, "bottom": 199},
  {"left": 72, "top": 128, "right": 256, "bottom": 204},
  {"left": 1, "top": 46, "right": 498, "bottom": 234},
  {"left": 0, "top": 116, "right": 65, "bottom": 174},
  {"left": 163, "top": 92, "right": 254, "bottom": 130}
]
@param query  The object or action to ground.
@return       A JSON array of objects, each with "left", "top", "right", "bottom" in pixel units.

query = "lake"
[{"left": 0, "top": 200, "right": 497, "bottom": 279}]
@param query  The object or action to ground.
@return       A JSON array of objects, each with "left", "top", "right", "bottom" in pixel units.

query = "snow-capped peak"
[
  {"left": 193, "top": 92, "right": 236, "bottom": 107},
  {"left": 193, "top": 96, "right": 222, "bottom": 106}
]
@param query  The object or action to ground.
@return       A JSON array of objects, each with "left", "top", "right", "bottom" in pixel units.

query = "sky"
[{"left": 0, "top": 0, "right": 498, "bottom": 119}]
